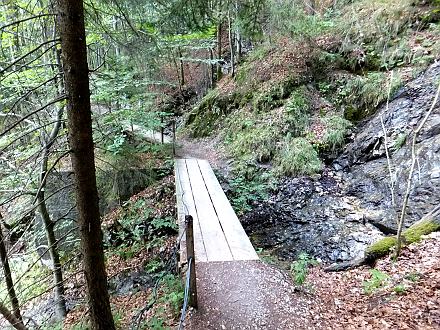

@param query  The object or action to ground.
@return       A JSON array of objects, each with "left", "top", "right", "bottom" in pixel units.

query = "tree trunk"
[
  {"left": 234, "top": 0, "right": 241, "bottom": 62},
  {"left": 0, "top": 213, "right": 23, "bottom": 326},
  {"left": 0, "top": 301, "right": 27, "bottom": 330},
  {"left": 228, "top": 9, "right": 235, "bottom": 77},
  {"left": 56, "top": 1, "right": 115, "bottom": 329},
  {"left": 209, "top": 48, "right": 215, "bottom": 87},
  {"left": 216, "top": 21, "right": 223, "bottom": 81},
  {"left": 178, "top": 47, "right": 185, "bottom": 87},
  {"left": 36, "top": 55, "right": 67, "bottom": 318}
]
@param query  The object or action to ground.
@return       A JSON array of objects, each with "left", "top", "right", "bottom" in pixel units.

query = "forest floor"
[{"left": 185, "top": 232, "right": 440, "bottom": 329}]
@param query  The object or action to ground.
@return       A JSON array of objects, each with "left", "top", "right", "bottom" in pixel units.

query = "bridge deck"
[{"left": 175, "top": 158, "right": 258, "bottom": 262}]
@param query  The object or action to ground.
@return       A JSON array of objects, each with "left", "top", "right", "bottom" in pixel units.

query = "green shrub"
[
  {"left": 227, "top": 174, "right": 269, "bottom": 215},
  {"left": 275, "top": 137, "right": 322, "bottom": 176},
  {"left": 290, "top": 253, "right": 318, "bottom": 285},
  {"left": 285, "top": 88, "right": 311, "bottom": 136}
]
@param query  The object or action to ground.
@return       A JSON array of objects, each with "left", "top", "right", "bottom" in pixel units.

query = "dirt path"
[
  {"left": 175, "top": 136, "right": 230, "bottom": 173},
  {"left": 186, "top": 261, "right": 324, "bottom": 330}
]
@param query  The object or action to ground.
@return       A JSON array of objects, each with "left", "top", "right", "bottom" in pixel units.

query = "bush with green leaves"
[
  {"left": 227, "top": 173, "right": 270, "bottom": 216},
  {"left": 285, "top": 88, "right": 311, "bottom": 137},
  {"left": 321, "top": 115, "right": 352, "bottom": 151},
  {"left": 106, "top": 198, "right": 177, "bottom": 251},
  {"left": 290, "top": 253, "right": 318, "bottom": 285}
]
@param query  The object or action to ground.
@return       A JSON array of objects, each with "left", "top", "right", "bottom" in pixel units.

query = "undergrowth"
[
  {"left": 275, "top": 137, "right": 322, "bottom": 176},
  {"left": 290, "top": 252, "right": 318, "bottom": 286},
  {"left": 184, "top": 0, "right": 440, "bottom": 180}
]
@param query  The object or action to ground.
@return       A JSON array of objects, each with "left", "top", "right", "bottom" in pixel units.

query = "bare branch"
[
  {"left": 0, "top": 38, "right": 60, "bottom": 75},
  {"left": 0, "top": 14, "right": 56, "bottom": 31},
  {"left": 0, "top": 302, "right": 27, "bottom": 330},
  {"left": 0, "top": 95, "right": 66, "bottom": 138},
  {"left": 395, "top": 83, "right": 440, "bottom": 258}
]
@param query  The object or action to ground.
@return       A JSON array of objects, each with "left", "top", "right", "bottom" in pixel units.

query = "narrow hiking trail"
[{"left": 187, "top": 260, "right": 323, "bottom": 330}]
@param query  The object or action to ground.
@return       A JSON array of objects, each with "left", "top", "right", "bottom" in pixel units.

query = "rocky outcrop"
[
  {"left": 336, "top": 60, "right": 440, "bottom": 232},
  {"left": 242, "top": 61, "right": 440, "bottom": 263}
]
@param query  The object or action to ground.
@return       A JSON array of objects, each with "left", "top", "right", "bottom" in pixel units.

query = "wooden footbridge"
[
  {"left": 175, "top": 158, "right": 258, "bottom": 263},
  {"left": 175, "top": 159, "right": 302, "bottom": 329}
]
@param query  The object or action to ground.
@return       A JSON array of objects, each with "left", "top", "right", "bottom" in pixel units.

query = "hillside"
[{"left": 177, "top": 0, "right": 440, "bottom": 327}]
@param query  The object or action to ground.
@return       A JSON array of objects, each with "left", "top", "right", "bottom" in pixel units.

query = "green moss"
[
  {"left": 365, "top": 220, "right": 440, "bottom": 260},
  {"left": 366, "top": 236, "right": 397, "bottom": 259},
  {"left": 403, "top": 220, "right": 440, "bottom": 243},
  {"left": 186, "top": 90, "right": 242, "bottom": 137},
  {"left": 252, "top": 77, "right": 304, "bottom": 112},
  {"left": 227, "top": 123, "right": 279, "bottom": 163}
]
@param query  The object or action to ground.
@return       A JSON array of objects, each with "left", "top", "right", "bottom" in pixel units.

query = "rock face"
[
  {"left": 242, "top": 61, "right": 440, "bottom": 263},
  {"left": 336, "top": 61, "right": 440, "bottom": 232}
]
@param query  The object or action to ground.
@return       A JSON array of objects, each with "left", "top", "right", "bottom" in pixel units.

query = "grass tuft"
[{"left": 275, "top": 137, "right": 322, "bottom": 176}]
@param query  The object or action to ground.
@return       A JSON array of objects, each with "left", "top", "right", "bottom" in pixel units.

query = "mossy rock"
[
  {"left": 252, "top": 77, "right": 307, "bottom": 112},
  {"left": 365, "top": 236, "right": 397, "bottom": 260},
  {"left": 365, "top": 219, "right": 440, "bottom": 261},
  {"left": 403, "top": 219, "right": 440, "bottom": 243},
  {"left": 186, "top": 91, "right": 242, "bottom": 138}
]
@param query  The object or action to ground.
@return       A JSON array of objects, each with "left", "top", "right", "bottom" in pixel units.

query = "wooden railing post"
[
  {"left": 172, "top": 119, "right": 176, "bottom": 156},
  {"left": 185, "top": 215, "right": 198, "bottom": 308},
  {"left": 160, "top": 114, "right": 164, "bottom": 144}
]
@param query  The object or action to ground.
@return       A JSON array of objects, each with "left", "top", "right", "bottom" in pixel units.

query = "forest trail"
[
  {"left": 186, "top": 260, "right": 322, "bottom": 329},
  {"left": 175, "top": 135, "right": 230, "bottom": 173}
]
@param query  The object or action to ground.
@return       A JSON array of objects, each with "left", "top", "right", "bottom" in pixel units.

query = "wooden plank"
[
  {"left": 197, "top": 160, "right": 259, "bottom": 261},
  {"left": 185, "top": 159, "right": 233, "bottom": 262},
  {"left": 175, "top": 159, "right": 208, "bottom": 262},
  {"left": 174, "top": 162, "right": 187, "bottom": 263}
]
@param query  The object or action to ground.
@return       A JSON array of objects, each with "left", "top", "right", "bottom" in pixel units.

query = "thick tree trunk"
[
  {"left": 0, "top": 213, "right": 23, "bottom": 326},
  {"left": 56, "top": 1, "right": 115, "bottom": 329}
]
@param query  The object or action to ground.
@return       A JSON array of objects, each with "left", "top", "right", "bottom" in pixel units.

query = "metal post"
[{"left": 185, "top": 215, "right": 198, "bottom": 308}]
